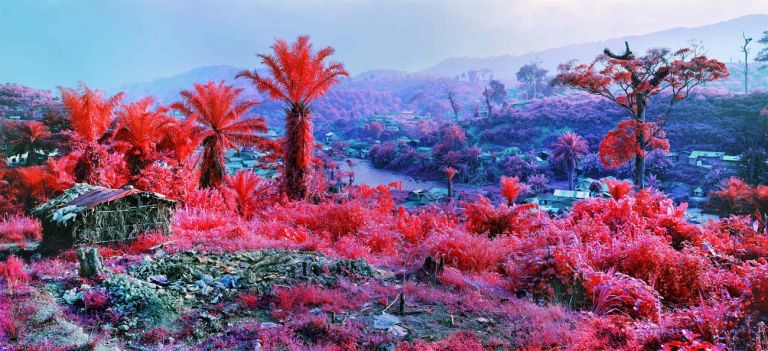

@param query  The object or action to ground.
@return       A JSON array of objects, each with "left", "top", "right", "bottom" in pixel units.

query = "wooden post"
[{"left": 76, "top": 247, "right": 103, "bottom": 278}]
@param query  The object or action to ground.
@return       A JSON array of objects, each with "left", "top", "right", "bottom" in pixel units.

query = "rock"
[
  {"left": 388, "top": 325, "right": 408, "bottom": 337},
  {"left": 220, "top": 274, "right": 238, "bottom": 289},
  {"left": 62, "top": 288, "right": 81, "bottom": 305},
  {"left": 373, "top": 312, "right": 401, "bottom": 329},
  {"left": 117, "top": 324, "right": 130, "bottom": 331},
  {"left": 149, "top": 275, "right": 169, "bottom": 286},
  {"left": 200, "top": 274, "right": 214, "bottom": 285},
  {"left": 377, "top": 343, "right": 397, "bottom": 351}
]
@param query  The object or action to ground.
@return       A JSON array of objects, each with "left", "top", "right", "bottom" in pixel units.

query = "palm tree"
[
  {"left": 113, "top": 97, "right": 173, "bottom": 175},
  {"left": 59, "top": 84, "right": 124, "bottom": 184},
  {"left": 8, "top": 121, "right": 52, "bottom": 166},
  {"left": 171, "top": 81, "right": 269, "bottom": 188},
  {"left": 237, "top": 35, "right": 348, "bottom": 199},
  {"left": 550, "top": 132, "right": 589, "bottom": 190}
]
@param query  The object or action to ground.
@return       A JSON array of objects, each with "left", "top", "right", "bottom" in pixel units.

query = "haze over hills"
[
  {"left": 418, "top": 14, "right": 768, "bottom": 81},
  {"left": 116, "top": 14, "right": 768, "bottom": 101}
]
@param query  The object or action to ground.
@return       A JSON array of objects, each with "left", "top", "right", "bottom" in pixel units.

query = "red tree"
[
  {"left": 444, "top": 166, "right": 457, "bottom": 199},
  {"left": 113, "top": 97, "right": 173, "bottom": 175},
  {"left": 500, "top": 176, "right": 526, "bottom": 206},
  {"left": 550, "top": 131, "right": 589, "bottom": 190},
  {"left": 7, "top": 121, "right": 52, "bottom": 166},
  {"left": 171, "top": 81, "right": 270, "bottom": 189},
  {"left": 59, "top": 84, "right": 124, "bottom": 185},
  {"left": 555, "top": 43, "right": 728, "bottom": 188},
  {"left": 237, "top": 35, "right": 348, "bottom": 200}
]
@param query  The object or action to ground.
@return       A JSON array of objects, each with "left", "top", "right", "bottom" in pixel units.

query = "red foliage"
[
  {"left": 396, "top": 331, "right": 486, "bottom": 351},
  {"left": 223, "top": 171, "right": 269, "bottom": 219},
  {"left": 0, "top": 215, "right": 41, "bottom": 243},
  {"left": 112, "top": 97, "right": 173, "bottom": 174},
  {"left": 443, "top": 166, "right": 456, "bottom": 180},
  {"left": 499, "top": 176, "right": 526, "bottom": 205},
  {"left": 59, "top": 83, "right": 124, "bottom": 142},
  {"left": 604, "top": 179, "right": 633, "bottom": 200},
  {"left": 464, "top": 197, "right": 540, "bottom": 237},
  {"left": 581, "top": 267, "right": 661, "bottom": 320},
  {"left": 272, "top": 284, "right": 362, "bottom": 320},
  {"left": 0, "top": 256, "right": 28, "bottom": 292},
  {"left": 171, "top": 81, "right": 270, "bottom": 188},
  {"left": 83, "top": 289, "right": 110, "bottom": 311},
  {"left": 599, "top": 119, "right": 670, "bottom": 169},
  {"left": 238, "top": 35, "right": 348, "bottom": 199}
]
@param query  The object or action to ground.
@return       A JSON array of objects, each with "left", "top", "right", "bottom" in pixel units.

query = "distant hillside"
[
  {"left": 418, "top": 14, "right": 768, "bottom": 83},
  {"left": 114, "top": 65, "right": 256, "bottom": 103}
]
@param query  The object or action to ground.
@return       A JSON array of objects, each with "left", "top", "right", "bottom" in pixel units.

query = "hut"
[{"left": 31, "top": 183, "right": 176, "bottom": 255}]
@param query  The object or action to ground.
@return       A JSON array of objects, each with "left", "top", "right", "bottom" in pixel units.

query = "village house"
[
  {"left": 31, "top": 184, "right": 176, "bottom": 255},
  {"left": 530, "top": 189, "right": 592, "bottom": 214}
]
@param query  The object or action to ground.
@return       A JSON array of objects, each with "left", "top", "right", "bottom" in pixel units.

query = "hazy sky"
[{"left": 2, "top": 0, "right": 768, "bottom": 90}]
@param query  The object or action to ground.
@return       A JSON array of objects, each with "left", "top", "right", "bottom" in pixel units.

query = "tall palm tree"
[
  {"left": 171, "top": 81, "right": 269, "bottom": 188},
  {"left": 237, "top": 35, "right": 348, "bottom": 200},
  {"left": 551, "top": 132, "right": 589, "bottom": 190},
  {"left": 8, "top": 121, "right": 52, "bottom": 166},
  {"left": 113, "top": 97, "right": 173, "bottom": 175},
  {"left": 59, "top": 84, "right": 124, "bottom": 184}
]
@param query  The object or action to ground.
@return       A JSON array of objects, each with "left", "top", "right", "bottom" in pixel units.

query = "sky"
[{"left": 1, "top": 0, "right": 768, "bottom": 90}]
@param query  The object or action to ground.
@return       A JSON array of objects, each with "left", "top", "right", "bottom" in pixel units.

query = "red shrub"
[
  {"left": 272, "top": 284, "right": 363, "bottom": 320},
  {"left": 83, "top": 289, "right": 111, "bottom": 311},
  {"left": 581, "top": 267, "right": 661, "bottom": 321},
  {"left": 0, "top": 215, "right": 41, "bottom": 243},
  {"left": 618, "top": 237, "right": 711, "bottom": 304},
  {"left": 427, "top": 229, "right": 509, "bottom": 273},
  {"left": 0, "top": 256, "right": 28, "bottom": 292},
  {"left": 604, "top": 179, "right": 633, "bottom": 200},
  {"left": 397, "top": 331, "right": 486, "bottom": 351}
]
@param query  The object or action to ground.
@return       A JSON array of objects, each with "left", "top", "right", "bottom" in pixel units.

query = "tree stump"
[{"left": 76, "top": 247, "right": 103, "bottom": 278}]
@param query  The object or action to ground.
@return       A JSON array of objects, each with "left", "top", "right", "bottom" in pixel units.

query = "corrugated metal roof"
[{"left": 65, "top": 187, "right": 143, "bottom": 209}]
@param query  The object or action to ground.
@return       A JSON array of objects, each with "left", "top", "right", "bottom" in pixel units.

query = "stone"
[{"left": 373, "top": 312, "right": 401, "bottom": 329}]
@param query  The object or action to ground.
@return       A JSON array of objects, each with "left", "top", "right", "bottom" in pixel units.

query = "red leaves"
[
  {"left": 0, "top": 256, "right": 28, "bottom": 292},
  {"left": 581, "top": 267, "right": 661, "bottom": 320},
  {"left": 443, "top": 166, "right": 456, "bottom": 180},
  {"left": 237, "top": 35, "right": 349, "bottom": 105},
  {"left": 0, "top": 215, "right": 41, "bottom": 243},
  {"left": 237, "top": 36, "right": 347, "bottom": 199},
  {"left": 59, "top": 83, "right": 124, "bottom": 142},
  {"left": 499, "top": 176, "right": 526, "bottom": 205},
  {"left": 113, "top": 97, "right": 173, "bottom": 174},
  {"left": 604, "top": 179, "right": 633, "bottom": 200},
  {"left": 599, "top": 119, "right": 670, "bottom": 169},
  {"left": 172, "top": 81, "right": 269, "bottom": 188}
]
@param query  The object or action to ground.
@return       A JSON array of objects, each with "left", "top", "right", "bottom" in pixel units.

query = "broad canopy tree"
[
  {"left": 237, "top": 35, "right": 348, "bottom": 200},
  {"left": 555, "top": 42, "right": 729, "bottom": 188}
]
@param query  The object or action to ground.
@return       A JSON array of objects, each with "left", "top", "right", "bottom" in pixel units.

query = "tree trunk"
[
  {"left": 634, "top": 100, "right": 647, "bottom": 189},
  {"left": 284, "top": 103, "right": 314, "bottom": 200},
  {"left": 77, "top": 247, "right": 103, "bottom": 278},
  {"left": 447, "top": 179, "right": 453, "bottom": 200},
  {"left": 199, "top": 140, "right": 224, "bottom": 188},
  {"left": 568, "top": 163, "right": 575, "bottom": 191}
]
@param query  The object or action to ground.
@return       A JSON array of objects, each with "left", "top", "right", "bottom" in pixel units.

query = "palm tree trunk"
[
  {"left": 200, "top": 141, "right": 224, "bottom": 188},
  {"left": 568, "top": 164, "right": 575, "bottom": 191},
  {"left": 284, "top": 103, "right": 314, "bottom": 200}
]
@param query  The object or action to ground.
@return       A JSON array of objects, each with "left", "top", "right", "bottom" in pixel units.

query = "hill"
[{"left": 418, "top": 14, "right": 768, "bottom": 82}]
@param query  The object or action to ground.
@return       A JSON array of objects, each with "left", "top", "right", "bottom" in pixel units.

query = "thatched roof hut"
[{"left": 31, "top": 183, "right": 176, "bottom": 255}]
